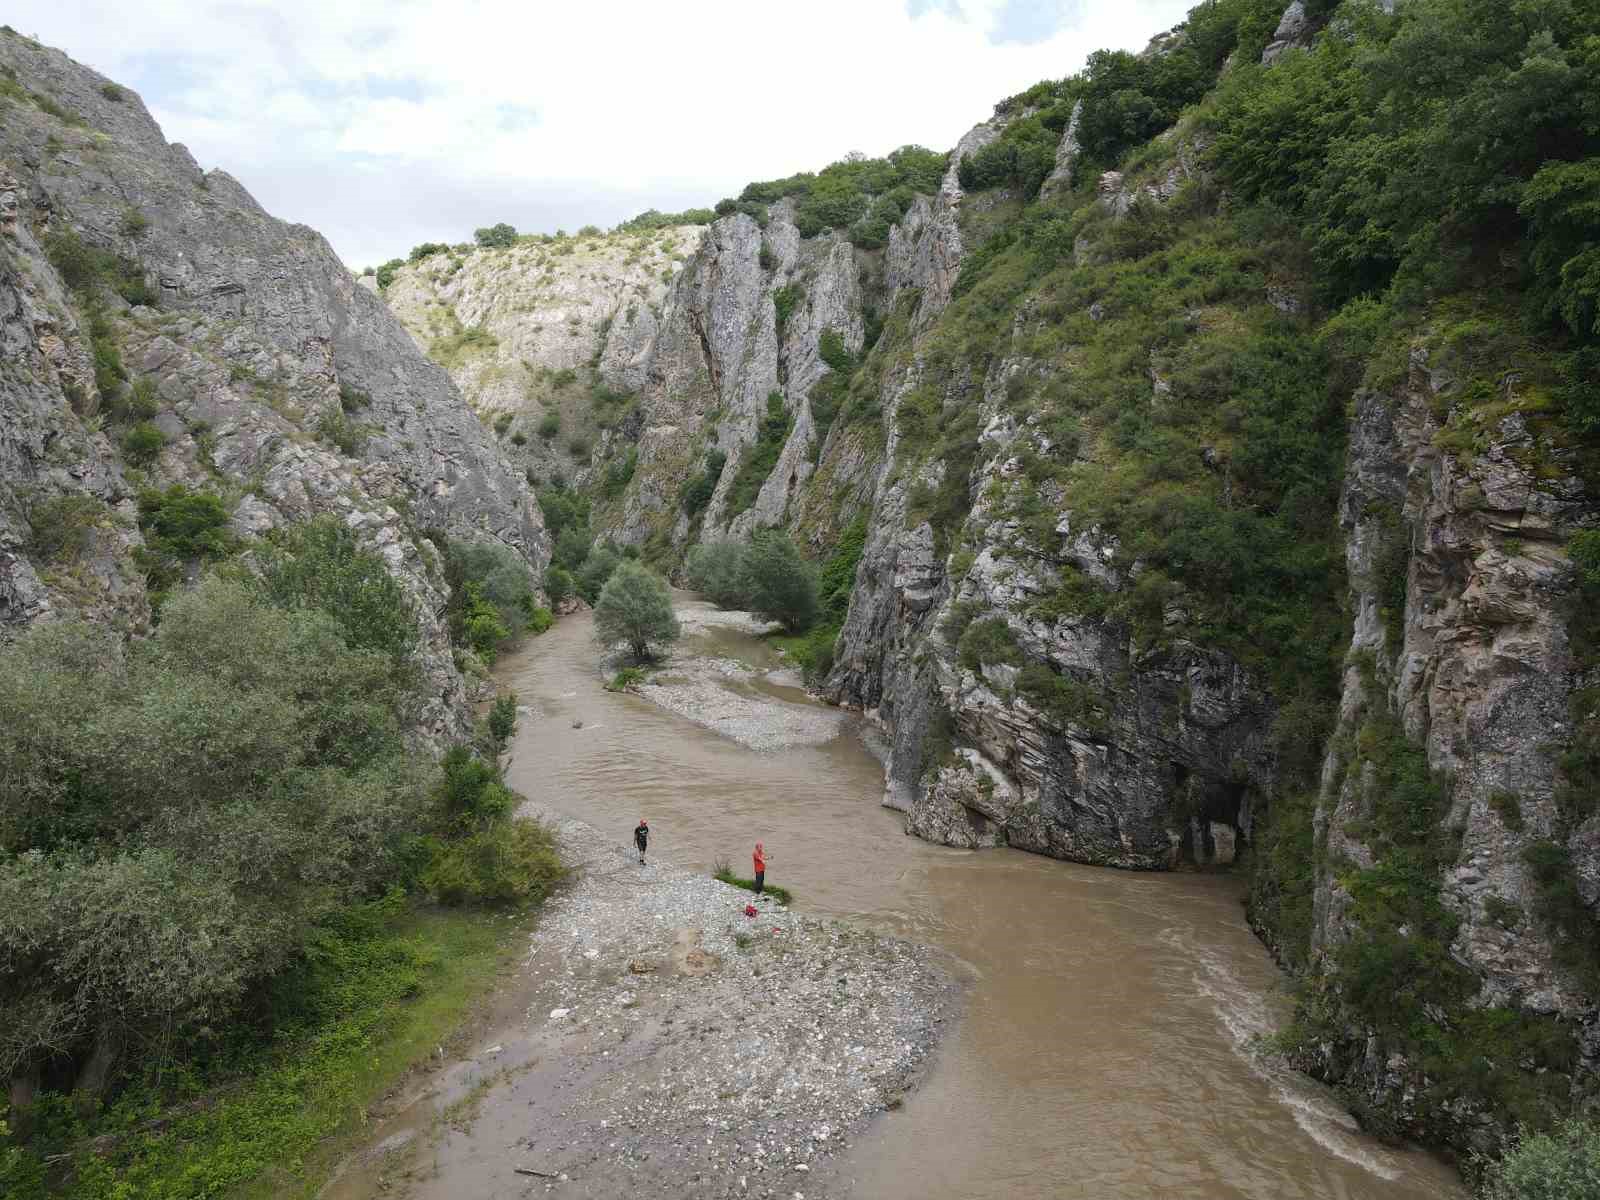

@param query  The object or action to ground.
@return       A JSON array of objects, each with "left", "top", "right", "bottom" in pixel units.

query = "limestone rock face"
[
  {"left": 0, "top": 32, "right": 545, "bottom": 739},
  {"left": 382, "top": 223, "right": 703, "bottom": 487},
  {"left": 1261, "top": 0, "right": 1312, "bottom": 63},
  {"left": 1036, "top": 100, "right": 1084, "bottom": 202},
  {"left": 1294, "top": 350, "right": 1600, "bottom": 1147}
]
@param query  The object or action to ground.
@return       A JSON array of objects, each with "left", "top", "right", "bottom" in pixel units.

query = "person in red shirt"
[{"left": 752, "top": 842, "right": 767, "bottom": 895}]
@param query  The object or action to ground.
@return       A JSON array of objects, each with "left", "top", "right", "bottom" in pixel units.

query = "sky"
[{"left": 8, "top": 0, "right": 1196, "bottom": 268}]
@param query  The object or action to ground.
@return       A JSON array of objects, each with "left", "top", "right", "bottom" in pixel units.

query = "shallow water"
[{"left": 497, "top": 601, "right": 1464, "bottom": 1200}]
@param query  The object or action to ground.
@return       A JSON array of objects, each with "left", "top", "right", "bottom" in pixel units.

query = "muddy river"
[{"left": 495, "top": 600, "right": 1463, "bottom": 1200}]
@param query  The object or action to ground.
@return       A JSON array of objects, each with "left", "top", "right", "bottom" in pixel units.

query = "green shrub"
[
  {"left": 615, "top": 207, "right": 716, "bottom": 231},
  {"left": 118, "top": 207, "right": 149, "bottom": 239},
  {"left": 98, "top": 82, "right": 125, "bottom": 101},
  {"left": 685, "top": 540, "right": 751, "bottom": 608},
  {"left": 260, "top": 516, "right": 416, "bottom": 665},
  {"left": 606, "top": 666, "right": 647, "bottom": 691},
  {"left": 422, "top": 818, "right": 563, "bottom": 906},
  {"left": 575, "top": 544, "right": 621, "bottom": 604},
  {"left": 593, "top": 560, "right": 679, "bottom": 660},
  {"left": 957, "top": 617, "right": 1023, "bottom": 672},
  {"left": 742, "top": 531, "right": 818, "bottom": 633},
  {"left": 818, "top": 515, "right": 866, "bottom": 622},
  {"left": 680, "top": 448, "right": 726, "bottom": 516},
  {"left": 316, "top": 409, "right": 369, "bottom": 455},
  {"left": 712, "top": 863, "right": 794, "bottom": 904},
  {"left": 473, "top": 222, "right": 518, "bottom": 248},
  {"left": 567, "top": 435, "right": 591, "bottom": 458},
  {"left": 771, "top": 623, "right": 837, "bottom": 684},
  {"left": 773, "top": 286, "right": 803, "bottom": 340},
  {"left": 430, "top": 323, "right": 498, "bottom": 368},
  {"left": 601, "top": 447, "right": 637, "bottom": 499},
  {"left": 1477, "top": 1118, "right": 1600, "bottom": 1199},
  {"left": 545, "top": 565, "right": 575, "bottom": 605},
  {"left": 524, "top": 604, "right": 554, "bottom": 634},
  {"left": 1522, "top": 840, "right": 1600, "bottom": 990},
  {"left": 724, "top": 393, "right": 792, "bottom": 517},
  {"left": 43, "top": 228, "right": 152, "bottom": 306},
  {"left": 487, "top": 693, "right": 518, "bottom": 752},
  {"left": 374, "top": 258, "right": 405, "bottom": 289},
  {"left": 120, "top": 420, "right": 165, "bottom": 464},
  {"left": 538, "top": 411, "right": 561, "bottom": 438},
  {"left": 339, "top": 382, "right": 372, "bottom": 412},
  {"left": 25, "top": 493, "right": 104, "bottom": 563},
  {"left": 121, "top": 375, "right": 160, "bottom": 420},
  {"left": 408, "top": 242, "right": 448, "bottom": 263}
]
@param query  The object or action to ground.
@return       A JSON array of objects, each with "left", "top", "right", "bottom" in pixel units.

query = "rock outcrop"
[
  {"left": 382, "top": 223, "right": 704, "bottom": 487},
  {"left": 0, "top": 30, "right": 546, "bottom": 738}
]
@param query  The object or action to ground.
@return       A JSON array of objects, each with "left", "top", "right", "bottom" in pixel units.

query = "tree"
[
  {"left": 684, "top": 540, "right": 750, "bottom": 608},
  {"left": 575, "top": 544, "right": 621, "bottom": 605},
  {"left": 742, "top": 532, "right": 818, "bottom": 633},
  {"left": 593, "top": 561, "right": 679, "bottom": 660},
  {"left": 474, "top": 223, "right": 518, "bottom": 248}
]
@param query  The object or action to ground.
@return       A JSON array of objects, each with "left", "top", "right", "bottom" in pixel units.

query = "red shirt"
[{"left": 753, "top": 847, "right": 766, "bottom": 873}]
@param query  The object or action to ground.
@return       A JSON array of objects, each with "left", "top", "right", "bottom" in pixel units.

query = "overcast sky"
[{"left": 10, "top": 0, "right": 1195, "bottom": 268}]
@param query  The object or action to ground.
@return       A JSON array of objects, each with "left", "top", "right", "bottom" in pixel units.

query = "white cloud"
[{"left": 8, "top": 0, "right": 1195, "bottom": 266}]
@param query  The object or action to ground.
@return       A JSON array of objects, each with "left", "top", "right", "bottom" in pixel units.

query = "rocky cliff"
[
  {"left": 0, "top": 30, "right": 546, "bottom": 739},
  {"left": 381, "top": 223, "right": 705, "bottom": 491}
]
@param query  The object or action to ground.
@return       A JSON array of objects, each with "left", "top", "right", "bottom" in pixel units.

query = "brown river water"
[{"left": 493, "top": 601, "right": 1464, "bottom": 1200}]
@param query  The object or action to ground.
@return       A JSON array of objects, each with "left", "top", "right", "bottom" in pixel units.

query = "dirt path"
[{"left": 322, "top": 803, "right": 953, "bottom": 1200}]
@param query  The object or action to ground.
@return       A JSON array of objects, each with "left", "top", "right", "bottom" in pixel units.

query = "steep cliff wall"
[
  {"left": 0, "top": 30, "right": 546, "bottom": 738},
  {"left": 382, "top": 224, "right": 704, "bottom": 490}
]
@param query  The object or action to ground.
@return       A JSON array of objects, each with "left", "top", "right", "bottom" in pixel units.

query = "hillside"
[
  {"left": 412, "top": 0, "right": 1600, "bottom": 1161},
  {"left": 379, "top": 222, "right": 706, "bottom": 491},
  {"left": 0, "top": 29, "right": 549, "bottom": 736}
]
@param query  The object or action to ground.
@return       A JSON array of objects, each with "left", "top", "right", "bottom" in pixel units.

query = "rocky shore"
[{"left": 328, "top": 802, "right": 954, "bottom": 1200}]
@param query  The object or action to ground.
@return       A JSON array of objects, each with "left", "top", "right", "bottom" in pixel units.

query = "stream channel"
[{"left": 492, "top": 598, "right": 1463, "bottom": 1199}]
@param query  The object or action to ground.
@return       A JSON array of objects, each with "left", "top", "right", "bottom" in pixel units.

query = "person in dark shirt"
[{"left": 634, "top": 819, "right": 649, "bottom": 865}]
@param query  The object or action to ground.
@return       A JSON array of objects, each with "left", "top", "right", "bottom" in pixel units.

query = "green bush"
[
  {"left": 259, "top": 516, "right": 416, "bottom": 665},
  {"left": 1477, "top": 1118, "right": 1600, "bottom": 1199},
  {"left": 339, "top": 382, "right": 372, "bottom": 412},
  {"left": 422, "top": 818, "right": 563, "bottom": 906},
  {"left": 473, "top": 222, "right": 518, "bottom": 248},
  {"left": 593, "top": 560, "right": 679, "bottom": 660},
  {"left": 771, "top": 623, "right": 837, "bottom": 684},
  {"left": 0, "top": 574, "right": 426, "bottom": 1105},
  {"left": 606, "top": 666, "right": 647, "bottom": 691},
  {"left": 524, "top": 604, "right": 554, "bottom": 634},
  {"left": 741, "top": 531, "right": 818, "bottom": 633},
  {"left": 120, "top": 420, "right": 165, "bottom": 464},
  {"left": 576, "top": 544, "right": 622, "bottom": 604},
  {"left": 724, "top": 393, "right": 792, "bottom": 517},
  {"left": 679, "top": 448, "right": 726, "bottom": 516},
  {"left": 615, "top": 207, "right": 716, "bottom": 231},
  {"left": 545, "top": 565, "right": 575, "bottom": 605},
  {"left": 25, "top": 493, "right": 104, "bottom": 563},
  {"left": 434, "top": 536, "right": 541, "bottom": 661},
  {"left": 43, "top": 227, "right": 153, "bottom": 306},
  {"left": 316, "top": 409, "right": 369, "bottom": 455},
  {"left": 685, "top": 539, "right": 751, "bottom": 608},
  {"left": 538, "top": 411, "right": 561, "bottom": 439},
  {"left": 773, "top": 286, "right": 803, "bottom": 339},
  {"left": 374, "top": 258, "right": 405, "bottom": 289},
  {"left": 601, "top": 447, "right": 637, "bottom": 499}
]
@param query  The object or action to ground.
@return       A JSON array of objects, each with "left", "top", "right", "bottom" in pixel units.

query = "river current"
[{"left": 497, "top": 602, "right": 1463, "bottom": 1199}]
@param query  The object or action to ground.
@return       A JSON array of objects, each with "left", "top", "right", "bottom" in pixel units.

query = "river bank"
[{"left": 330, "top": 596, "right": 1465, "bottom": 1200}]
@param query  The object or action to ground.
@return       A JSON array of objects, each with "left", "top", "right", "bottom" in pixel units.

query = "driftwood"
[{"left": 513, "top": 1166, "right": 560, "bottom": 1178}]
